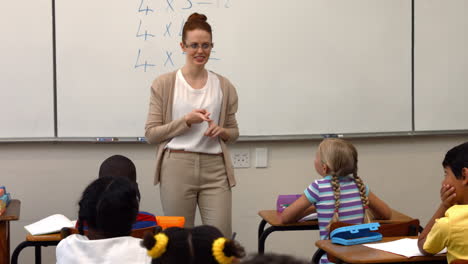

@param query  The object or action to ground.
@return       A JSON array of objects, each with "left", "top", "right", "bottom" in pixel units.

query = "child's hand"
[{"left": 440, "top": 184, "right": 456, "bottom": 209}]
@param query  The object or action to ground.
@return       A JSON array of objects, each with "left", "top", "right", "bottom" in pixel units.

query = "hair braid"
[
  {"left": 352, "top": 171, "right": 373, "bottom": 223},
  {"left": 223, "top": 239, "right": 246, "bottom": 260},
  {"left": 77, "top": 216, "right": 85, "bottom": 235},
  {"left": 326, "top": 174, "right": 341, "bottom": 231}
]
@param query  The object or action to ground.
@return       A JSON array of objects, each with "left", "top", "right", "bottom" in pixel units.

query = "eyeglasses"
[{"left": 184, "top": 42, "right": 213, "bottom": 50}]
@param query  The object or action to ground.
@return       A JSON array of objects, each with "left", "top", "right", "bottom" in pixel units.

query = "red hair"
[{"left": 182, "top": 13, "right": 212, "bottom": 43}]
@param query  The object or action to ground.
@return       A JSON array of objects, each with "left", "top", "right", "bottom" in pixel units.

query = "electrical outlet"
[{"left": 231, "top": 149, "right": 250, "bottom": 168}]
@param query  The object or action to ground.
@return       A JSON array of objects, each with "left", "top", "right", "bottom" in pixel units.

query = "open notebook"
[
  {"left": 363, "top": 238, "right": 446, "bottom": 258},
  {"left": 24, "top": 214, "right": 76, "bottom": 236}
]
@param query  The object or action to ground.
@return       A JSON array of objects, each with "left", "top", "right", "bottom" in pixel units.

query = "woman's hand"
[
  {"left": 184, "top": 109, "right": 211, "bottom": 126},
  {"left": 440, "top": 184, "right": 457, "bottom": 209},
  {"left": 204, "top": 121, "right": 228, "bottom": 141}
]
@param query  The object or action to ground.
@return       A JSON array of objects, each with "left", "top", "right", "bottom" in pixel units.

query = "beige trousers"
[{"left": 159, "top": 150, "right": 232, "bottom": 236}]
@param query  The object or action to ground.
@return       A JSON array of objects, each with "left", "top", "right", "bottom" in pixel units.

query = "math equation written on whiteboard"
[{"left": 134, "top": 0, "right": 231, "bottom": 73}]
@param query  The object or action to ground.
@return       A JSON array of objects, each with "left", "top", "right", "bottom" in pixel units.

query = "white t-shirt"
[
  {"left": 166, "top": 69, "right": 223, "bottom": 154},
  {"left": 56, "top": 234, "right": 151, "bottom": 264}
]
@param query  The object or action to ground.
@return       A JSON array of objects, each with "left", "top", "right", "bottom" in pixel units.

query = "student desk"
[
  {"left": 1, "top": 199, "right": 20, "bottom": 264},
  {"left": 257, "top": 208, "right": 415, "bottom": 254},
  {"left": 11, "top": 233, "right": 60, "bottom": 264},
  {"left": 315, "top": 236, "right": 447, "bottom": 264},
  {"left": 258, "top": 210, "right": 319, "bottom": 253}
]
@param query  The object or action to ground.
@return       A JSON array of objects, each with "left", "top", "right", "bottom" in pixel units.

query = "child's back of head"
[
  {"left": 318, "top": 138, "right": 357, "bottom": 177},
  {"left": 99, "top": 154, "right": 137, "bottom": 182},
  {"left": 98, "top": 154, "right": 141, "bottom": 200},
  {"left": 142, "top": 225, "right": 245, "bottom": 264},
  {"left": 57, "top": 176, "right": 149, "bottom": 264},
  {"left": 317, "top": 138, "right": 372, "bottom": 228},
  {"left": 77, "top": 176, "right": 139, "bottom": 237}
]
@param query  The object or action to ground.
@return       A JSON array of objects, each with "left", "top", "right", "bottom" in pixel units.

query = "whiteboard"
[
  {"left": 0, "top": 0, "right": 54, "bottom": 138},
  {"left": 414, "top": 0, "right": 468, "bottom": 131},
  {"left": 54, "top": 0, "right": 412, "bottom": 137}
]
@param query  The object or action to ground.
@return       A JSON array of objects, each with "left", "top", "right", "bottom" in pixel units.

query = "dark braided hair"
[
  {"left": 77, "top": 176, "right": 139, "bottom": 238},
  {"left": 142, "top": 225, "right": 245, "bottom": 264}
]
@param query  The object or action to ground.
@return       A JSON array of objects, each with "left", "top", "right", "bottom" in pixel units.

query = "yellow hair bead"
[
  {"left": 212, "top": 237, "right": 234, "bottom": 264},
  {"left": 147, "top": 233, "right": 169, "bottom": 259}
]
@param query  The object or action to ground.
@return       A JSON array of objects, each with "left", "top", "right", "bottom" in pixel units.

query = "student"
[
  {"left": 418, "top": 142, "right": 468, "bottom": 263},
  {"left": 76, "top": 154, "right": 157, "bottom": 230},
  {"left": 241, "top": 253, "right": 308, "bottom": 264},
  {"left": 142, "top": 225, "right": 245, "bottom": 264},
  {"left": 144, "top": 12, "right": 239, "bottom": 237},
  {"left": 280, "top": 138, "right": 392, "bottom": 263},
  {"left": 56, "top": 177, "right": 151, "bottom": 264}
]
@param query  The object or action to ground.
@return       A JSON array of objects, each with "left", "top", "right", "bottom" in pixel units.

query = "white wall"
[{"left": 2, "top": 135, "right": 467, "bottom": 263}]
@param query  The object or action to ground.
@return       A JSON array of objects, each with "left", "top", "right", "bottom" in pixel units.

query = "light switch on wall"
[{"left": 255, "top": 148, "right": 268, "bottom": 168}]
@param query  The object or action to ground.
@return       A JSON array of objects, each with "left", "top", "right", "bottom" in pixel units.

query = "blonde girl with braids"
[
  {"left": 142, "top": 225, "right": 245, "bottom": 264},
  {"left": 280, "top": 138, "right": 391, "bottom": 263}
]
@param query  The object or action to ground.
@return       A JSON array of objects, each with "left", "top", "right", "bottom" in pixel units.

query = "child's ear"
[
  {"left": 322, "top": 164, "right": 329, "bottom": 174},
  {"left": 462, "top": 168, "right": 468, "bottom": 185}
]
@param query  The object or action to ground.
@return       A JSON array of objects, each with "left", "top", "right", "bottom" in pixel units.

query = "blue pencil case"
[{"left": 330, "top": 223, "right": 382, "bottom": 246}]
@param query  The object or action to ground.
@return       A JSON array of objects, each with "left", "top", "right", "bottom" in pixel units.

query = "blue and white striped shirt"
[{"left": 304, "top": 175, "right": 370, "bottom": 264}]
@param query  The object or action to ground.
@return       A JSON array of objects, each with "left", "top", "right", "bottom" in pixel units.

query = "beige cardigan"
[{"left": 145, "top": 70, "right": 239, "bottom": 187}]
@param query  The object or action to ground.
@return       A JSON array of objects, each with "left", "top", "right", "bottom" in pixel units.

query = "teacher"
[{"left": 145, "top": 13, "right": 239, "bottom": 236}]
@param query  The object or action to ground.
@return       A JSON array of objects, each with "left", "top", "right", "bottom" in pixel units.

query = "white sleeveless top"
[{"left": 166, "top": 69, "right": 222, "bottom": 154}]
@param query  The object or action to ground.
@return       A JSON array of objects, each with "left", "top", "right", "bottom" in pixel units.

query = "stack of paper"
[{"left": 363, "top": 238, "right": 446, "bottom": 257}]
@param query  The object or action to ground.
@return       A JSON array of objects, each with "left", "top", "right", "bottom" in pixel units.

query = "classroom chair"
[{"left": 311, "top": 219, "right": 421, "bottom": 264}]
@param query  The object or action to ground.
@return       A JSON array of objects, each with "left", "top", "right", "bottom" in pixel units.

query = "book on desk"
[{"left": 24, "top": 214, "right": 76, "bottom": 236}]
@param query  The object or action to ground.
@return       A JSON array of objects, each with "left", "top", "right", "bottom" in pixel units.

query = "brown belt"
[{"left": 166, "top": 149, "right": 223, "bottom": 156}]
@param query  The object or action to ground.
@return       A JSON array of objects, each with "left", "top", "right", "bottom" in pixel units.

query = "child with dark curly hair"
[
  {"left": 142, "top": 225, "right": 245, "bottom": 264},
  {"left": 57, "top": 177, "right": 151, "bottom": 264}
]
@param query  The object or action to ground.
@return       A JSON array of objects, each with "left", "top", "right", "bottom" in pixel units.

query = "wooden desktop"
[{"left": 316, "top": 236, "right": 446, "bottom": 264}]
